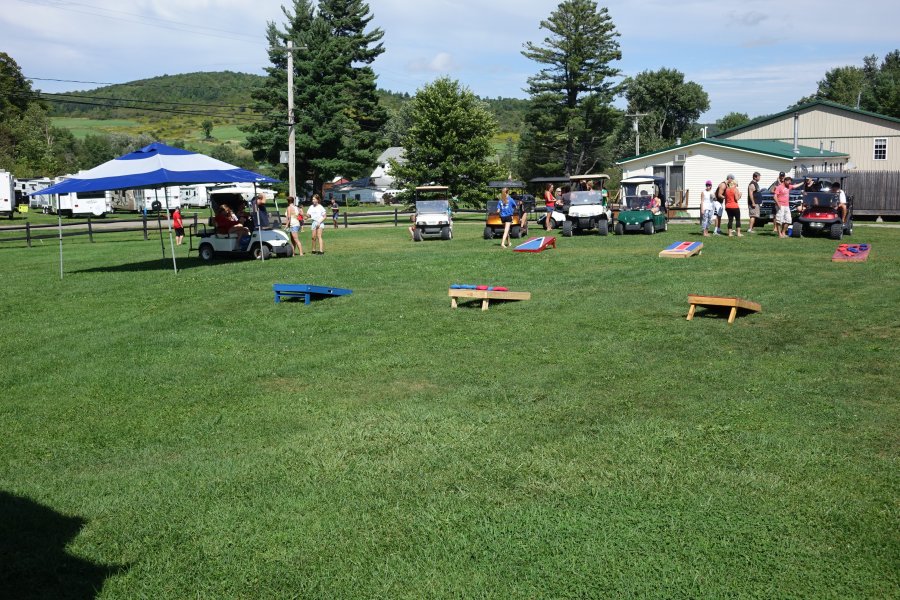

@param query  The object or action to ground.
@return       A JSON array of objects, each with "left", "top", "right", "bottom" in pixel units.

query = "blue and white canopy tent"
[{"left": 32, "top": 142, "right": 278, "bottom": 277}]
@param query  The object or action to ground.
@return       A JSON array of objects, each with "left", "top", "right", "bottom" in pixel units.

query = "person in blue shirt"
[{"left": 498, "top": 187, "right": 517, "bottom": 248}]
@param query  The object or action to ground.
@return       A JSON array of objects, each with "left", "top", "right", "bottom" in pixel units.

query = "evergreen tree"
[
  {"left": 389, "top": 77, "right": 500, "bottom": 207},
  {"left": 243, "top": 0, "right": 386, "bottom": 194},
  {"left": 519, "top": 0, "right": 623, "bottom": 177}
]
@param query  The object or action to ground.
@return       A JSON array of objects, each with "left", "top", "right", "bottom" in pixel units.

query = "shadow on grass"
[
  {"left": 71, "top": 256, "right": 211, "bottom": 273},
  {"left": 0, "top": 491, "right": 124, "bottom": 599},
  {"left": 688, "top": 306, "right": 758, "bottom": 322}
]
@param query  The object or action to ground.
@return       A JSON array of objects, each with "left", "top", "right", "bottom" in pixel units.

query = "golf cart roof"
[
  {"left": 569, "top": 173, "right": 610, "bottom": 181},
  {"left": 415, "top": 185, "right": 449, "bottom": 192},
  {"left": 802, "top": 171, "right": 851, "bottom": 180},
  {"left": 621, "top": 175, "right": 665, "bottom": 185},
  {"left": 529, "top": 176, "right": 570, "bottom": 184},
  {"left": 488, "top": 180, "right": 526, "bottom": 188}
]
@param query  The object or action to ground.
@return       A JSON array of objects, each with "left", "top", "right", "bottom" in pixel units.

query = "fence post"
[
  {"left": 142, "top": 211, "right": 148, "bottom": 240},
  {"left": 193, "top": 212, "right": 198, "bottom": 231},
  {"left": 26, "top": 221, "right": 32, "bottom": 248},
  {"left": 394, "top": 209, "right": 398, "bottom": 226},
  {"left": 343, "top": 212, "right": 348, "bottom": 228},
  {"left": 88, "top": 216, "right": 94, "bottom": 242}
]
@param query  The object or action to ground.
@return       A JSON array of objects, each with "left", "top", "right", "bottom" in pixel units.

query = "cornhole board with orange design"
[
  {"left": 831, "top": 243, "right": 871, "bottom": 262},
  {"left": 687, "top": 295, "right": 761, "bottom": 324},
  {"left": 449, "top": 288, "right": 531, "bottom": 311},
  {"left": 514, "top": 236, "right": 556, "bottom": 252},
  {"left": 659, "top": 241, "right": 703, "bottom": 258}
]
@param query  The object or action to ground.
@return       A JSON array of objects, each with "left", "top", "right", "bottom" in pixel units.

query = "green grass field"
[
  {"left": 50, "top": 117, "right": 145, "bottom": 139},
  {"left": 1, "top": 223, "right": 897, "bottom": 598}
]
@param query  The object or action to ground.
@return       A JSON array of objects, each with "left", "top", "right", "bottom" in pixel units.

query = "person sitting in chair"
[{"left": 215, "top": 204, "right": 250, "bottom": 239}]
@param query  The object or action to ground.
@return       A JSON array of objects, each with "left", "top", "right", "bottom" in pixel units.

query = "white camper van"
[{"left": 1, "top": 170, "right": 15, "bottom": 219}]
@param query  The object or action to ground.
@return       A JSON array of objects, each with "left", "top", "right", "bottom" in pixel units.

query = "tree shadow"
[
  {"left": 71, "top": 256, "right": 210, "bottom": 273},
  {"left": 0, "top": 491, "right": 124, "bottom": 599}
]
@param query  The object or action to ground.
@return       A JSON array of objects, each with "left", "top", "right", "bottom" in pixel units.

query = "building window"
[{"left": 874, "top": 138, "right": 887, "bottom": 160}]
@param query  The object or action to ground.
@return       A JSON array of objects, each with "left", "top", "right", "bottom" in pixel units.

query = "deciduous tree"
[{"left": 389, "top": 77, "right": 500, "bottom": 206}]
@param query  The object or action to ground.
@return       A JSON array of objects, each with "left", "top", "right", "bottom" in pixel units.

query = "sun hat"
[
  {"left": 726, "top": 173, "right": 735, "bottom": 180},
  {"left": 705, "top": 180, "right": 712, "bottom": 185}
]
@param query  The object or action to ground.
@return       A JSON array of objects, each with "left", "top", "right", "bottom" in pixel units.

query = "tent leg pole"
[{"left": 164, "top": 187, "right": 178, "bottom": 274}]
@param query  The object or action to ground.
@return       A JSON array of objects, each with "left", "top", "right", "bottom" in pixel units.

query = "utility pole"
[
  {"left": 626, "top": 113, "right": 649, "bottom": 156},
  {"left": 287, "top": 40, "right": 296, "bottom": 199}
]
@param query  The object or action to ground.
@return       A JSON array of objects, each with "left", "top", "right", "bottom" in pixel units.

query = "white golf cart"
[
  {"left": 534, "top": 174, "right": 612, "bottom": 236},
  {"left": 411, "top": 185, "right": 453, "bottom": 241},
  {"left": 195, "top": 194, "right": 293, "bottom": 261}
]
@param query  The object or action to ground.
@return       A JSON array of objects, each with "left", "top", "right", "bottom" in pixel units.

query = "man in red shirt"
[{"left": 773, "top": 176, "right": 803, "bottom": 238}]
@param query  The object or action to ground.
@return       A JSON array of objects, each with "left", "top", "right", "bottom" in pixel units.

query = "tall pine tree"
[
  {"left": 518, "top": 0, "right": 622, "bottom": 177},
  {"left": 243, "top": 0, "right": 386, "bottom": 194}
]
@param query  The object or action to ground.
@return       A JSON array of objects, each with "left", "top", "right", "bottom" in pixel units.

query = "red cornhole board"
[
  {"left": 514, "top": 236, "right": 556, "bottom": 252},
  {"left": 659, "top": 241, "right": 703, "bottom": 258},
  {"left": 831, "top": 243, "right": 871, "bottom": 262}
]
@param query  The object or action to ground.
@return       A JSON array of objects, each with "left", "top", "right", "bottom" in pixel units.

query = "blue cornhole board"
[
  {"left": 659, "top": 241, "right": 703, "bottom": 258},
  {"left": 273, "top": 283, "right": 352, "bottom": 304}
]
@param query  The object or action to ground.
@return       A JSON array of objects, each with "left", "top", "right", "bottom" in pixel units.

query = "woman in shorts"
[
  {"left": 497, "top": 187, "right": 517, "bottom": 248},
  {"left": 285, "top": 196, "right": 304, "bottom": 256},
  {"left": 306, "top": 194, "right": 327, "bottom": 254}
]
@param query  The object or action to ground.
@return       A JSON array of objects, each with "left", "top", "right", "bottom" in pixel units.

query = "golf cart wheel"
[
  {"left": 845, "top": 219, "right": 852, "bottom": 237},
  {"left": 643, "top": 221, "right": 655, "bottom": 235},
  {"left": 829, "top": 222, "right": 843, "bottom": 240},
  {"left": 413, "top": 228, "right": 423, "bottom": 242},
  {"left": 251, "top": 243, "right": 272, "bottom": 260},
  {"left": 483, "top": 226, "right": 493, "bottom": 240},
  {"left": 562, "top": 220, "right": 573, "bottom": 237},
  {"left": 614, "top": 221, "right": 624, "bottom": 236},
  {"left": 548, "top": 217, "right": 558, "bottom": 230},
  {"left": 284, "top": 245, "right": 294, "bottom": 258},
  {"left": 440, "top": 226, "right": 451, "bottom": 240},
  {"left": 198, "top": 243, "right": 215, "bottom": 262},
  {"left": 510, "top": 225, "right": 521, "bottom": 239},
  {"left": 597, "top": 220, "right": 608, "bottom": 236},
  {"left": 791, "top": 224, "right": 803, "bottom": 238}
]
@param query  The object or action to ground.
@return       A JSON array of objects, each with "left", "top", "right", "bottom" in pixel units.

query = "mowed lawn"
[{"left": 0, "top": 223, "right": 897, "bottom": 598}]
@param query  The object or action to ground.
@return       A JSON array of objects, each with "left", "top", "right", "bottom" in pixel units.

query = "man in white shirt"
[
  {"left": 831, "top": 182, "right": 848, "bottom": 223},
  {"left": 700, "top": 180, "right": 715, "bottom": 237}
]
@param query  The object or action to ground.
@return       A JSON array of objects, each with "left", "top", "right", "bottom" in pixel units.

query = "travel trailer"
[
  {"left": 109, "top": 187, "right": 182, "bottom": 212},
  {"left": 17, "top": 177, "right": 54, "bottom": 210},
  {"left": 180, "top": 184, "right": 211, "bottom": 208},
  {"left": 0, "top": 170, "right": 15, "bottom": 218}
]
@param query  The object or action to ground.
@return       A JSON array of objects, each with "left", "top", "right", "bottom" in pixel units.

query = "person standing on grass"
[
  {"left": 700, "top": 180, "right": 715, "bottom": 237},
  {"left": 330, "top": 197, "right": 340, "bottom": 229},
  {"left": 774, "top": 176, "right": 803, "bottom": 238},
  {"left": 543, "top": 182, "right": 555, "bottom": 231},
  {"left": 714, "top": 174, "right": 733, "bottom": 235},
  {"left": 746, "top": 172, "right": 761, "bottom": 233},
  {"left": 497, "top": 187, "right": 517, "bottom": 248},
  {"left": 307, "top": 194, "right": 326, "bottom": 254},
  {"left": 285, "top": 196, "right": 304, "bottom": 256},
  {"left": 724, "top": 179, "right": 743, "bottom": 237},
  {"left": 172, "top": 206, "right": 184, "bottom": 246}
]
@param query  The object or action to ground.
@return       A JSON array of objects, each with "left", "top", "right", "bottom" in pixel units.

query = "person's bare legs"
[{"left": 501, "top": 222, "right": 511, "bottom": 248}]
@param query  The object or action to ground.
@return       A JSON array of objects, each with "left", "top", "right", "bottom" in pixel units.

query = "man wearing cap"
[
  {"left": 773, "top": 175, "right": 804, "bottom": 238},
  {"left": 714, "top": 174, "right": 734, "bottom": 235},
  {"left": 700, "top": 180, "right": 715, "bottom": 236},
  {"left": 746, "top": 172, "right": 761, "bottom": 233}
]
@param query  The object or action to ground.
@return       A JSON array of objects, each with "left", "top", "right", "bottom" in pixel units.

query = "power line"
[{"left": 42, "top": 91, "right": 255, "bottom": 110}]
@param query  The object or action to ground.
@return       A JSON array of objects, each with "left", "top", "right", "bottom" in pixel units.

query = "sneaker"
[
  {"left": 746, "top": 228, "right": 753, "bottom": 233},
  {"left": 713, "top": 231, "right": 720, "bottom": 236}
]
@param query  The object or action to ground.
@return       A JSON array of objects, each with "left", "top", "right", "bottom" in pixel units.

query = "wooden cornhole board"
[
  {"left": 659, "top": 241, "right": 703, "bottom": 258},
  {"left": 687, "top": 294, "right": 761, "bottom": 324},
  {"left": 831, "top": 243, "right": 871, "bottom": 262},
  {"left": 449, "top": 288, "right": 531, "bottom": 311}
]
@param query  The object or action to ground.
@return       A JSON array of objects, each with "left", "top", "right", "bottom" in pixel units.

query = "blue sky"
[{"left": 4, "top": 0, "right": 898, "bottom": 120}]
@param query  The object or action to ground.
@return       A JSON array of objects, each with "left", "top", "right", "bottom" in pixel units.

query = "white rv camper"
[
  {"left": 0, "top": 170, "right": 15, "bottom": 218},
  {"left": 109, "top": 187, "right": 181, "bottom": 212},
  {"left": 180, "top": 184, "right": 211, "bottom": 208},
  {"left": 48, "top": 175, "right": 113, "bottom": 217},
  {"left": 17, "top": 177, "right": 53, "bottom": 210}
]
